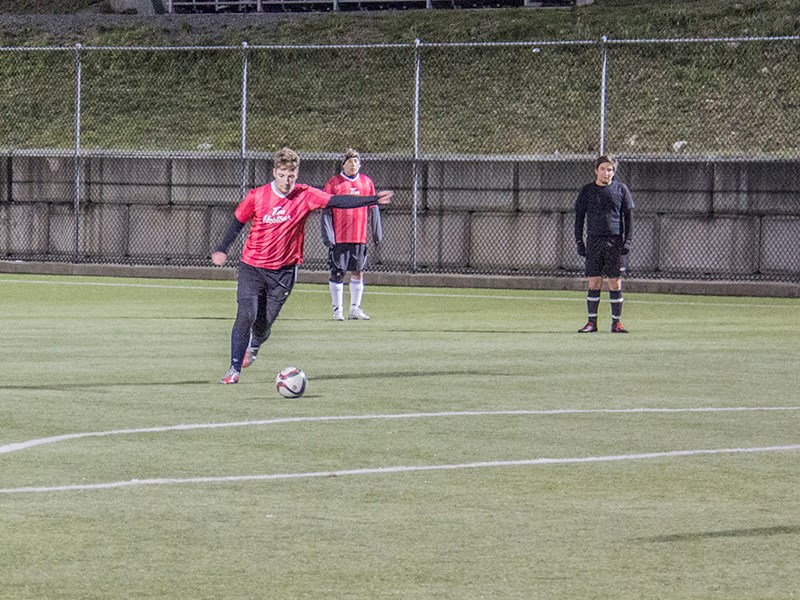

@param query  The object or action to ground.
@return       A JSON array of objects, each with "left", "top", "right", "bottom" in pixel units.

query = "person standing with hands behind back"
[
  {"left": 321, "top": 148, "right": 383, "bottom": 321},
  {"left": 211, "top": 147, "right": 393, "bottom": 384},
  {"left": 574, "top": 154, "right": 634, "bottom": 333}
]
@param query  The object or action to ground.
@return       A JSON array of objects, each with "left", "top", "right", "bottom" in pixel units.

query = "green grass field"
[{"left": 1, "top": 273, "right": 799, "bottom": 599}]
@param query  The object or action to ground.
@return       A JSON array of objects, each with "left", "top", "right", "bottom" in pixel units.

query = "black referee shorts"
[{"left": 585, "top": 235, "right": 625, "bottom": 278}]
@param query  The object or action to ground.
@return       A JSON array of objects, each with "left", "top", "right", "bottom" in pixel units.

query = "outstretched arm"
[{"left": 326, "top": 190, "right": 393, "bottom": 209}]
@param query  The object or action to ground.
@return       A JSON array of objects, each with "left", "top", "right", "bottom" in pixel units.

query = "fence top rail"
[
  {"left": 0, "top": 35, "right": 797, "bottom": 52},
  {"left": 605, "top": 34, "right": 800, "bottom": 44},
  {"left": 3, "top": 148, "right": 799, "bottom": 164},
  {"left": 417, "top": 40, "right": 597, "bottom": 48},
  {"left": 0, "top": 42, "right": 410, "bottom": 52}
]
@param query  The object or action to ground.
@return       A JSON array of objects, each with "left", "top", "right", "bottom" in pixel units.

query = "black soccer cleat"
[
  {"left": 578, "top": 321, "right": 598, "bottom": 333},
  {"left": 611, "top": 322, "right": 629, "bottom": 333}
]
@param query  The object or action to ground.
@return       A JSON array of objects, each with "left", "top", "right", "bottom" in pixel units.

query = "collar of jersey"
[{"left": 271, "top": 180, "right": 295, "bottom": 198}]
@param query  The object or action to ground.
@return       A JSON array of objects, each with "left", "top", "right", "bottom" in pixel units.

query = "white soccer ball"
[{"left": 276, "top": 367, "right": 307, "bottom": 398}]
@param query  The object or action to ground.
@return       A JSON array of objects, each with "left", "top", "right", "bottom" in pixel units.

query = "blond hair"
[{"left": 274, "top": 147, "right": 300, "bottom": 171}]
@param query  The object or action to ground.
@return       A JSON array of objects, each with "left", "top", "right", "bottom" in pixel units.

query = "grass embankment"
[{"left": 0, "top": 1, "right": 798, "bottom": 155}]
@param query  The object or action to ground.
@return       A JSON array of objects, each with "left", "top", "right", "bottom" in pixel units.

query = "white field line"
[
  {"left": 0, "top": 277, "right": 795, "bottom": 308},
  {"left": 3, "top": 406, "right": 800, "bottom": 456},
  {"left": 2, "top": 444, "right": 800, "bottom": 495}
]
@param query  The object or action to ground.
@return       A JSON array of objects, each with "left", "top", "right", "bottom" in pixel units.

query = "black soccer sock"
[
  {"left": 587, "top": 289, "right": 601, "bottom": 324},
  {"left": 609, "top": 289, "right": 623, "bottom": 323}
]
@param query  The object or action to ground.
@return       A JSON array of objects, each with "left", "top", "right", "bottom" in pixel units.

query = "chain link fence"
[{"left": 0, "top": 36, "right": 798, "bottom": 281}]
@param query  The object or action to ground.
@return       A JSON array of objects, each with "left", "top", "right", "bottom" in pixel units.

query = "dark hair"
[
  {"left": 342, "top": 148, "right": 360, "bottom": 167},
  {"left": 595, "top": 154, "right": 618, "bottom": 169}
]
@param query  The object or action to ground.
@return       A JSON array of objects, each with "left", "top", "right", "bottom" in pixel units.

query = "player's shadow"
[
  {"left": 0, "top": 368, "right": 522, "bottom": 391},
  {"left": 0, "top": 381, "right": 211, "bottom": 391},
  {"left": 257, "top": 317, "right": 569, "bottom": 334},
  {"left": 116, "top": 316, "right": 230, "bottom": 320},
  {"left": 639, "top": 525, "right": 800, "bottom": 543},
  {"left": 310, "top": 369, "right": 509, "bottom": 382},
  {"left": 363, "top": 329, "right": 573, "bottom": 336},
  {"left": 374, "top": 327, "right": 575, "bottom": 335},
  {"left": 116, "top": 316, "right": 569, "bottom": 334}
]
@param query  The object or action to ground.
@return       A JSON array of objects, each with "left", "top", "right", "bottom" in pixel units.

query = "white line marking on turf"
[
  {"left": 0, "top": 278, "right": 228, "bottom": 292},
  {"left": 2, "top": 406, "right": 799, "bottom": 456},
  {"left": 2, "top": 444, "right": 799, "bottom": 495},
  {"left": 0, "top": 277, "right": 795, "bottom": 308}
]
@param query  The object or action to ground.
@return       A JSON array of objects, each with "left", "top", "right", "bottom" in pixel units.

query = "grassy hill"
[
  {"left": 1, "top": 0, "right": 798, "bottom": 44},
  {"left": 0, "top": 1, "right": 798, "bottom": 156}
]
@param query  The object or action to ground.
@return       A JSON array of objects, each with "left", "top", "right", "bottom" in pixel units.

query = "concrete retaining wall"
[{"left": 1, "top": 152, "right": 798, "bottom": 281}]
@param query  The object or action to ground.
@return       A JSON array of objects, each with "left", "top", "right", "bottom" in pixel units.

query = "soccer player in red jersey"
[
  {"left": 211, "top": 147, "right": 393, "bottom": 384},
  {"left": 321, "top": 148, "right": 383, "bottom": 321}
]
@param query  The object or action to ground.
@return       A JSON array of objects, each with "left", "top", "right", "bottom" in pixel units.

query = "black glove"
[
  {"left": 576, "top": 240, "right": 586, "bottom": 257},
  {"left": 621, "top": 240, "right": 631, "bottom": 255}
]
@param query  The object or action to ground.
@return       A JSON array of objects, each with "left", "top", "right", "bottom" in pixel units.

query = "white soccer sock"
[
  {"left": 349, "top": 278, "right": 364, "bottom": 308},
  {"left": 329, "top": 281, "right": 344, "bottom": 310}
]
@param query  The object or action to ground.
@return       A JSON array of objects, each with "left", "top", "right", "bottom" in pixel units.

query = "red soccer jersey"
[
  {"left": 323, "top": 173, "right": 376, "bottom": 244},
  {"left": 235, "top": 182, "right": 331, "bottom": 269}
]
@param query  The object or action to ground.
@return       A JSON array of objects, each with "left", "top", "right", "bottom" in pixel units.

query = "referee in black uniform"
[{"left": 574, "top": 155, "right": 634, "bottom": 333}]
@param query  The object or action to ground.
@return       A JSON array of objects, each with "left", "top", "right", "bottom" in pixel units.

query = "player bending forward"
[
  {"left": 211, "top": 147, "right": 393, "bottom": 384},
  {"left": 574, "top": 154, "right": 634, "bottom": 333},
  {"left": 321, "top": 148, "right": 383, "bottom": 321}
]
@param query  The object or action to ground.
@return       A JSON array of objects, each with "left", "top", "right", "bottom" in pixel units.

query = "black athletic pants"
[{"left": 229, "top": 263, "right": 297, "bottom": 370}]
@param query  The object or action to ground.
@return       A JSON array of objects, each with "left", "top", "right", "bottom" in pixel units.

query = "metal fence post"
[
  {"left": 598, "top": 35, "right": 608, "bottom": 155},
  {"left": 412, "top": 38, "right": 422, "bottom": 273},
  {"left": 73, "top": 43, "right": 82, "bottom": 261},
  {"left": 240, "top": 41, "right": 249, "bottom": 200}
]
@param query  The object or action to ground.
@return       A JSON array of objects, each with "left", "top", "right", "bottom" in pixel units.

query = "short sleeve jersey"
[
  {"left": 323, "top": 173, "right": 376, "bottom": 244},
  {"left": 236, "top": 182, "right": 331, "bottom": 269}
]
